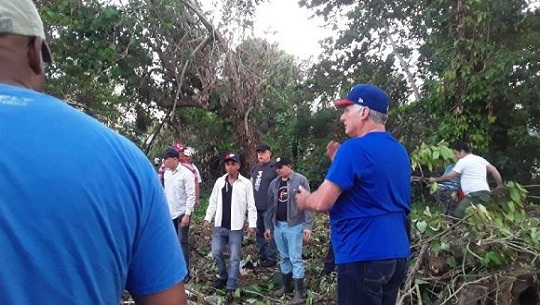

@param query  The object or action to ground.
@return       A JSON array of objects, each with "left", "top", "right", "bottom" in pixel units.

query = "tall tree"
[
  {"left": 301, "top": 0, "right": 540, "bottom": 185},
  {"left": 38, "top": 0, "right": 305, "bottom": 179}
]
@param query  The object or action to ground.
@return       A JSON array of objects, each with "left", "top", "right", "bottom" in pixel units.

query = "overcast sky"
[
  {"left": 252, "top": 0, "right": 331, "bottom": 60},
  {"left": 198, "top": 0, "right": 332, "bottom": 60}
]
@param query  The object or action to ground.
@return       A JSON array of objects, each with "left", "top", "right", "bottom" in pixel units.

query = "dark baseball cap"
[
  {"left": 162, "top": 148, "right": 179, "bottom": 159},
  {"left": 275, "top": 157, "right": 291, "bottom": 168},
  {"left": 256, "top": 144, "right": 271, "bottom": 152}
]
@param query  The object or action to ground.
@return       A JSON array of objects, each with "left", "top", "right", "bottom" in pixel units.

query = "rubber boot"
[
  {"left": 291, "top": 278, "right": 304, "bottom": 303},
  {"left": 274, "top": 272, "right": 293, "bottom": 297}
]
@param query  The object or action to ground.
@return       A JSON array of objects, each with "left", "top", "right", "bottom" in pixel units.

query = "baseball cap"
[
  {"left": 256, "top": 144, "right": 271, "bottom": 152},
  {"left": 171, "top": 143, "right": 185, "bottom": 152},
  {"left": 0, "top": 0, "right": 52, "bottom": 63},
  {"left": 224, "top": 153, "right": 240, "bottom": 163},
  {"left": 334, "top": 84, "right": 388, "bottom": 114},
  {"left": 163, "top": 148, "right": 179, "bottom": 159},
  {"left": 275, "top": 157, "right": 291, "bottom": 168},
  {"left": 184, "top": 147, "right": 195, "bottom": 157}
]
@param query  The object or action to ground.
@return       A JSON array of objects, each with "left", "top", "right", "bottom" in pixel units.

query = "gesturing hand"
[{"left": 326, "top": 140, "right": 341, "bottom": 161}]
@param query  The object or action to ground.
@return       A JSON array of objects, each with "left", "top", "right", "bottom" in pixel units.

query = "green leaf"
[
  {"left": 446, "top": 256, "right": 458, "bottom": 268},
  {"left": 509, "top": 189, "right": 521, "bottom": 203},
  {"left": 416, "top": 221, "right": 428, "bottom": 233},
  {"left": 430, "top": 182, "right": 438, "bottom": 194},
  {"left": 482, "top": 251, "right": 504, "bottom": 267},
  {"left": 423, "top": 206, "right": 432, "bottom": 217}
]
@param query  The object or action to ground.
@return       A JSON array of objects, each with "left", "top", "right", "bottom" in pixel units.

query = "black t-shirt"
[
  {"left": 251, "top": 162, "right": 278, "bottom": 210},
  {"left": 221, "top": 179, "right": 232, "bottom": 229},
  {"left": 276, "top": 179, "right": 288, "bottom": 222}
]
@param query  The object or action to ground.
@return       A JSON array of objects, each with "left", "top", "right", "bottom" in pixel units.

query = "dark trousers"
[
  {"left": 256, "top": 209, "right": 277, "bottom": 261},
  {"left": 323, "top": 240, "right": 336, "bottom": 273},
  {"left": 173, "top": 215, "right": 190, "bottom": 276},
  {"left": 337, "top": 258, "right": 408, "bottom": 305},
  {"left": 453, "top": 191, "right": 491, "bottom": 218}
]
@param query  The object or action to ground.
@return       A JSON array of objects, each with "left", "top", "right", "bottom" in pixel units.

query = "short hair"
[
  {"left": 451, "top": 142, "right": 470, "bottom": 153},
  {"left": 351, "top": 104, "right": 388, "bottom": 124},
  {"left": 368, "top": 109, "right": 388, "bottom": 124}
]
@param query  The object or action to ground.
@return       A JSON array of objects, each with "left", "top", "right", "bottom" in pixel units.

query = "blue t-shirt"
[
  {"left": 438, "top": 164, "right": 460, "bottom": 190},
  {"left": 326, "top": 132, "right": 411, "bottom": 264},
  {"left": 0, "top": 85, "right": 186, "bottom": 304}
]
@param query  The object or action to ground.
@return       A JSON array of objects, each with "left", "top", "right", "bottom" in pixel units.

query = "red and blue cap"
[
  {"left": 171, "top": 143, "right": 185, "bottom": 152},
  {"left": 224, "top": 153, "right": 240, "bottom": 163},
  {"left": 333, "top": 84, "right": 389, "bottom": 114}
]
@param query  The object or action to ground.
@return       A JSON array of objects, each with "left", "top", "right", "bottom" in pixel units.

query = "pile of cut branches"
[{"left": 402, "top": 182, "right": 540, "bottom": 305}]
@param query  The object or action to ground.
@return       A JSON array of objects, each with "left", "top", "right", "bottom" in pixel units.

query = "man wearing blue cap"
[{"left": 297, "top": 84, "right": 411, "bottom": 305}]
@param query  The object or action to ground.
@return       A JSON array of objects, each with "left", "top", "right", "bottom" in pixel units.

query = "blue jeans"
[
  {"left": 337, "top": 258, "right": 408, "bottom": 305},
  {"left": 256, "top": 209, "right": 277, "bottom": 261},
  {"left": 211, "top": 227, "right": 243, "bottom": 290},
  {"left": 173, "top": 215, "right": 190, "bottom": 276},
  {"left": 273, "top": 221, "right": 304, "bottom": 279}
]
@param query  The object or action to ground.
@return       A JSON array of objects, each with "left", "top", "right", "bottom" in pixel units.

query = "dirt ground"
[{"left": 181, "top": 214, "right": 337, "bottom": 305}]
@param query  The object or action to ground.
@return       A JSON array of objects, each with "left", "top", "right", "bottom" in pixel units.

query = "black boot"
[
  {"left": 291, "top": 278, "right": 304, "bottom": 303},
  {"left": 274, "top": 272, "right": 293, "bottom": 297}
]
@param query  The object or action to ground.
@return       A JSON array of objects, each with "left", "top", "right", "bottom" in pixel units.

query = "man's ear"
[{"left": 27, "top": 37, "right": 44, "bottom": 75}]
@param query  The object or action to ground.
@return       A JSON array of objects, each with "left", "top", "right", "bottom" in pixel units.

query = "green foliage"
[
  {"left": 407, "top": 180, "right": 540, "bottom": 303},
  {"left": 301, "top": 0, "right": 540, "bottom": 190},
  {"left": 410, "top": 142, "right": 454, "bottom": 172}
]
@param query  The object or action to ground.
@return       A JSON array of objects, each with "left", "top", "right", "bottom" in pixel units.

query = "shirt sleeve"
[
  {"left": 205, "top": 179, "right": 220, "bottom": 223},
  {"left": 246, "top": 180, "right": 257, "bottom": 228},
  {"left": 325, "top": 142, "right": 357, "bottom": 191},
  {"left": 183, "top": 171, "right": 196, "bottom": 215},
  {"left": 195, "top": 166, "right": 202, "bottom": 183},
  {"left": 452, "top": 158, "right": 465, "bottom": 174},
  {"left": 301, "top": 176, "right": 314, "bottom": 231},
  {"left": 125, "top": 165, "right": 186, "bottom": 296},
  {"left": 265, "top": 179, "right": 276, "bottom": 231}
]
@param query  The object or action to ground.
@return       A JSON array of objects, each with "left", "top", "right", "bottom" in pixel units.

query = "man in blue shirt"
[
  {"left": 436, "top": 164, "right": 461, "bottom": 214},
  {"left": 0, "top": 1, "right": 187, "bottom": 304},
  {"left": 297, "top": 84, "right": 411, "bottom": 305}
]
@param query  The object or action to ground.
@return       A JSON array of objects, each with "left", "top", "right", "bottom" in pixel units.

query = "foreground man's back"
[
  {"left": 0, "top": 0, "right": 187, "bottom": 304},
  {"left": 0, "top": 85, "right": 187, "bottom": 304}
]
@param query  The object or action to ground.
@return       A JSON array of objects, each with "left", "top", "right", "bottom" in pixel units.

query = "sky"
[
  {"left": 198, "top": 0, "right": 332, "bottom": 61},
  {"left": 252, "top": 0, "right": 331, "bottom": 61}
]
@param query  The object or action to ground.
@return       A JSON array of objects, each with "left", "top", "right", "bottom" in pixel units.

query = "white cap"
[
  {"left": 184, "top": 147, "right": 195, "bottom": 157},
  {"left": 0, "top": 0, "right": 52, "bottom": 63}
]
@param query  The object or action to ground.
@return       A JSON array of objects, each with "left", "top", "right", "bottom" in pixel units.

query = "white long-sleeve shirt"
[
  {"left": 163, "top": 165, "right": 196, "bottom": 219},
  {"left": 205, "top": 173, "right": 257, "bottom": 230}
]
